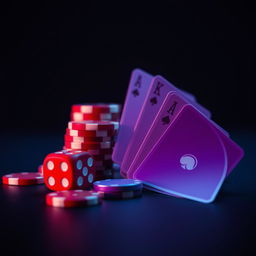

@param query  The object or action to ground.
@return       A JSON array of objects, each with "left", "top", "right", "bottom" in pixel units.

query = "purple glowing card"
[
  {"left": 113, "top": 69, "right": 199, "bottom": 165},
  {"left": 121, "top": 76, "right": 211, "bottom": 176},
  {"left": 126, "top": 92, "right": 192, "bottom": 178},
  {"left": 133, "top": 105, "right": 228, "bottom": 203},
  {"left": 112, "top": 69, "right": 153, "bottom": 164},
  {"left": 132, "top": 105, "right": 244, "bottom": 203},
  {"left": 127, "top": 91, "right": 236, "bottom": 179}
]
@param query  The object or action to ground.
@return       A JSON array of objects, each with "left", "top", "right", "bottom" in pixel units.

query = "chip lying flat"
[
  {"left": 46, "top": 190, "right": 101, "bottom": 207},
  {"left": 93, "top": 179, "right": 143, "bottom": 192},
  {"left": 2, "top": 172, "right": 44, "bottom": 185}
]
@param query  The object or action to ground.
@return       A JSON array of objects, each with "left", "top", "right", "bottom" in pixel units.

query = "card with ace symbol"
[
  {"left": 113, "top": 69, "right": 200, "bottom": 165},
  {"left": 127, "top": 92, "right": 243, "bottom": 184},
  {"left": 131, "top": 105, "right": 243, "bottom": 203},
  {"left": 112, "top": 69, "right": 154, "bottom": 164},
  {"left": 120, "top": 75, "right": 211, "bottom": 177}
]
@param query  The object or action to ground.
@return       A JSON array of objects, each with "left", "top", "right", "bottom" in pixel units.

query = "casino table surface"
[{"left": 0, "top": 130, "right": 255, "bottom": 256}]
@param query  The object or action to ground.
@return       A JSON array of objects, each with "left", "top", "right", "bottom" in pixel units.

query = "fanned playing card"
[
  {"left": 121, "top": 76, "right": 211, "bottom": 177},
  {"left": 112, "top": 69, "right": 153, "bottom": 164},
  {"left": 114, "top": 68, "right": 244, "bottom": 203},
  {"left": 128, "top": 91, "right": 242, "bottom": 179},
  {"left": 113, "top": 69, "right": 202, "bottom": 166},
  {"left": 133, "top": 105, "right": 229, "bottom": 203}
]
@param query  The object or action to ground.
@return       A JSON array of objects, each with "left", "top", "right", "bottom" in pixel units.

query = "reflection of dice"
[{"left": 43, "top": 150, "right": 95, "bottom": 191}]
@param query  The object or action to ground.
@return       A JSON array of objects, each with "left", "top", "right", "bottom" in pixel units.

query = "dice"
[{"left": 43, "top": 150, "right": 95, "bottom": 191}]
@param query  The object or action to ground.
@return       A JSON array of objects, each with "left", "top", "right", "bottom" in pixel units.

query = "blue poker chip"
[{"left": 93, "top": 179, "right": 143, "bottom": 192}]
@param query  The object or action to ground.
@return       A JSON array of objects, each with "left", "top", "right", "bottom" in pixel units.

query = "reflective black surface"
[{"left": 0, "top": 131, "right": 255, "bottom": 256}]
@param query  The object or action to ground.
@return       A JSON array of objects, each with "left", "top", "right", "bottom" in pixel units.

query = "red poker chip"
[
  {"left": 87, "top": 148, "right": 113, "bottom": 156},
  {"left": 68, "top": 121, "right": 119, "bottom": 131},
  {"left": 2, "top": 172, "right": 44, "bottom": 186},
  {"left": 66, "top": 128, "right": 116, "bottom": 137},
  {"left": 46, "top": 190, "right": 101, "bottom": 208},
  {"left": 64, "top": 134, "right": 112, "bottom": 143},
  {"left": 63, "top": 147, "right": 113, "bottom": 156},
  {"left": 64, "top": 141, "right": 113, "bottom": 150},
  {"left": 71, "top": 112, "right": 120, "bottom": 122},
  {"left": 71, "top": 104, "right": 122, "bottom": 114}
]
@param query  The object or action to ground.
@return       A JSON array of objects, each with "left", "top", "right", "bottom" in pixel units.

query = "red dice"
[{"left": 43, "top": 150, "right": 95, "bottom": 191}]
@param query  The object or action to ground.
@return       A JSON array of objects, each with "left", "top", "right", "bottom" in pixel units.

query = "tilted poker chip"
[
  {"left": 64, "top": 141, "right": 112, "bottom": 150},
  {"left": 97, "top": 189, "right": 142, "bottom": 200},
  {"left": 71, "top": 112, "right": 120, "bottom": 122},
  {"left": 93, "top": 179, "right": 143, "bottom": 192},
  {"left": 66, "top": 128, "right": 116, "bottom": 137},
  {"left": 71, "top": 104, "right": 122, "bottom": 114},
  {"left": 68, "top": 121, "right": 119, "bottom": 131},
  {"left": 64, "top": 135, "right": 112, "bottom": 143},
  {"left": 46, "top": 190, "right": 101, "bottom": 208},
  {"left": 2, "top": 172, "right": 44, "bottom": 185}
]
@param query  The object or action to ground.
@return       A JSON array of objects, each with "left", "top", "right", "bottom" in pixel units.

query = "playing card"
[
  {"left": 112, "top": 68, "right": 154, "bottom": 164},
  {"left": 133, "top": 105, "right": 228, "bottom": 203},
  {"left": 121, "top": 76, "right": 212, "bottom": 176},
  {"left": 126, "top": 91, "right": 189, "bottom": 178},
  {"left": 127, "top": 92, "right": 241, "bottom": 179}
]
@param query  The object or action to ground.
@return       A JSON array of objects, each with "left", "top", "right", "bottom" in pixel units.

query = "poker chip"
[
  {"left": 2, "top": 172, "right": 44, "bottom": 186},
  {"left": 97, "top": 189, "right": 142, "bottom": 199},
  {"left": 66, "top": 128, "right": 116, "bottom": 137},
  {"left": 86, "top": 148, "right": 113, "bottom": 156},
  {"left": 68, "top": 121, "right": 119, "bottom": 131},
  {"left": 46, "top": 190, "right": 100, "bottom": 208},
  {"left": 64, "top": 135, "right": 112, "bottom": 143},
  {"left": 71, "top": 112, "right": 120, "bottom": 122},
  {"left": 38, "top": 165, "right": 44, "bottom": 175},
  {"left": 93, "top": 179, "right": 143, "bottom": 192},
  {"left": 64, "top": 141, "right": 112, "bottom": 150},
  {"left": 71, "top": 104, "right": 122, "bottom": 114}
]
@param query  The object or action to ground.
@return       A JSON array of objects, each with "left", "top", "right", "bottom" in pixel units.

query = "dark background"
[
  {"left": 0, "top": 1, "right": 255, "bottom": 133},
  {"left": 0, "top": 2, "right": 255, "bottom": 256}
]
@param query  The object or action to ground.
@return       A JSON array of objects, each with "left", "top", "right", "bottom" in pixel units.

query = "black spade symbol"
[
  {"left": 162, "top": 115, "right": 170, "bottom": 125},
  {"left": 132, "top": 89, "right": 139, "bottom": 97},
  {"left": 150, "top": 97, "right": 157, "bottom": 105}
]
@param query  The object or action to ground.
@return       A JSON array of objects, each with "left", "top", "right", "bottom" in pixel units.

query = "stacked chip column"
[{"left": 64, "top": 116, "right": 120, "bottom": 180}]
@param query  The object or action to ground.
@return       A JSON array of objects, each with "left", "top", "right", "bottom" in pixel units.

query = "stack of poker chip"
[
  {"left": 70, "top": 104, "right": 122, "bottom": 122},
  {"left": 64, "top": 120, "right": 119, "bottom": 181}
]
